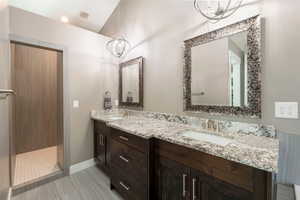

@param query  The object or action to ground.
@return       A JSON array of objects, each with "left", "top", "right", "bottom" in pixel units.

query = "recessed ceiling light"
[{"left": 61, "top": 16, "right": 69, "bottom": 23}]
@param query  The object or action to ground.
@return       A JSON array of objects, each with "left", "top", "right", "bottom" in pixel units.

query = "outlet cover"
[{"left": 275, "top": 102, "right": 299, "bottom": 119}]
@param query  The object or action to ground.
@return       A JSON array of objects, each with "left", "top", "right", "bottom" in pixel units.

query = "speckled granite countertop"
[{"left": 91, "top": 111, "right": 279, "bottom": 173}]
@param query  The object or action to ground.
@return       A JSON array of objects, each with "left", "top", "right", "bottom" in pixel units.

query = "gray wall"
[
  {"left": 0, "top": 0, "right": 11, "bottom": 199},
  {"left": 101, "top": 0, "right": 300, "bottom": 184},
  {"left": 101, "top": 0, "right": 262, "bottom": 123},
  {"left": 191, "top": 38, "right": 230, "bottom": 105},
  {"left": 101, "top": 0, "right": 300, "bottom": 137},
  {"left": 9, "top": 7, "right": 118, "bottom": 165}
]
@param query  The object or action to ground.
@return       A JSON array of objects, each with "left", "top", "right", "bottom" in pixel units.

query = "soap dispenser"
[{"left": 103, "top": 91, "right": 112, "bottom": 110}]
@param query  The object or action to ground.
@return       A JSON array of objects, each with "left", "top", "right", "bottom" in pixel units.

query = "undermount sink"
[
  {"left": 107, "top": 116, "right": 123, "bottom": 120},
  {"left": 180, "top": 131, "right": 233, "bottom": 146}
]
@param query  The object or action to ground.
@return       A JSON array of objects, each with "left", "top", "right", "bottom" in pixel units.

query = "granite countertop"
[
  {"left": 91, "top": 110, "right": 125, "bottom": 122},
  {"left": 91, "top": 111, "right": 279, "bottom": 173}
]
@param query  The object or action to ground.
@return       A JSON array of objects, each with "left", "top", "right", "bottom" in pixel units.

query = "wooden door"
[
  {"left": 191, "top": 169, "right": 252, "bottom": 200},
  {"left": 12, "top": 42, "right": 63, "bottom": 154},
  {"left": 155, "top": 156, "right": 190, "bottom": 200}
]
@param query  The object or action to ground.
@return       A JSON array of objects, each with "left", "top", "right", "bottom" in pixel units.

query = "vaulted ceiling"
[{"left": 9, "top": 0, "right": 120, "bottom": 32}]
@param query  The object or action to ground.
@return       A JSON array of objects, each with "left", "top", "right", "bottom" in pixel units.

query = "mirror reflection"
[
  {"left": 122, "top": 63, "right": 140, "bottom": 103},
  {"left": 191, "top": 31, "right": 248, "bottom": 107}
]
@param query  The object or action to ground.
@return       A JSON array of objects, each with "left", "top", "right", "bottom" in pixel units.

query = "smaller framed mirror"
[{"left": 119, "top": 57, "right": 144, "bottom": 108}]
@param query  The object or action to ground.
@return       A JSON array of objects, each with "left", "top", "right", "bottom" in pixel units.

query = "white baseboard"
[
  {"left": 7, "top": 187, "right": 12, "bottom": 200},
  {"left": 295, "top": 185, "right": 300, "bottom": 200},
  {"left": 69, "top": 159, "right": 96, "bottom": 175}
]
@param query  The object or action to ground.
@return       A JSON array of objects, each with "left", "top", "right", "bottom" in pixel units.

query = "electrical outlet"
[{"left": 275, "top": 102, "right": 298, "bottom": 119}]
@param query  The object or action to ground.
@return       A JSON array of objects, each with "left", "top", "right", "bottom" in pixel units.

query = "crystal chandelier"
[
  {"left": 194, "top": 0, "right": 243, "bottom": 21},
  {"left": 106, "top": 37, "right": 131, "bottom": 58}
]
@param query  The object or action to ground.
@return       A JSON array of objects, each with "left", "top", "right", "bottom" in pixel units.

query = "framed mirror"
[
  {"left": 183, "top": 16, "right": 261, "bottom": 117},
  {"left": 119, "top": 57, "right": 144, "bottom": 108}
]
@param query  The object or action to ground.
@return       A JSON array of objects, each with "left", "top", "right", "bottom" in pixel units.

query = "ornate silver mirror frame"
[{"left": 183, "top": 15, "right": 261, "bottom": 118}]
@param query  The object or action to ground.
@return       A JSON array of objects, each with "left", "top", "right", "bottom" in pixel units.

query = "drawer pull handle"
[
  {"left": 182, "top": 174, "right": 187, "bottom": 197},
  {"left": 192, "top": 178, "right": 197, "bottom": 200},
  {"left": 119, "top": 155, "right": 129, "bottom": 163},
  {"left": 119, "top": 136, "right": 129, "bottom": 141},
  {"left": 120, "top": 181, "right": 130, "bottom": 191},
  {"left": 99, "top": 135, "right": 103, "bottom": 146}
]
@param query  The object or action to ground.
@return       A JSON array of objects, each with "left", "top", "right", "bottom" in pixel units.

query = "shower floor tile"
[{"left": 14, "top": 146, "right": 60, "bottom": 186}]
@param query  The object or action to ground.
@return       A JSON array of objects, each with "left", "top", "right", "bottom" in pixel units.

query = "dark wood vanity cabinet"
[
  {"left": 190, "top": 169, "right": 252, "bottom": 200},
  {"left": 155, "top": 155, "right": 190, "bottom": 200},
  {"left": 93, "top": 120, "right": 110, "bottom": 175},
  {"left": 155, "top": 156, "right": 252, "bottom": 200},
  {"left": 155, "top": 139, "right": 273, "bottom": 200},
  {"left": 110, "top": 128, "right": 153, "bottom": 200},
  {"left": 93, "top": 123, "right": 274, "bottom": 200}
]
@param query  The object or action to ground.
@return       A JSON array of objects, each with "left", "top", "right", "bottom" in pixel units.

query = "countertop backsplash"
[{"left": 121, "top": 109, "right": 277, "bottom": 138}]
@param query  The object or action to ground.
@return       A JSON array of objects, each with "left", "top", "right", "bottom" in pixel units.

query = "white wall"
[
  {"left": 0, "top": 0, "right": 11, "bottom": 199},
  {"left": 9, "top": 6, "right": 118, "bottom": 165}
]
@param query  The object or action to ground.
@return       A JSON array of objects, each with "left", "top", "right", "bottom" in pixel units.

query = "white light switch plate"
[
  {"left": 73, "top": 100, "right": 80, "bottom": 108},
  {"left": 275, "top": 102, "right": 298, "bottom": 119}
]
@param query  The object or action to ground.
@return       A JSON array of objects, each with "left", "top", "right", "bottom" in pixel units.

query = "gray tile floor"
[
  {"left": 277, "top": 184, "right": 296, "bottom": 200},
  {"left": 13, "top": 166, "right": 295, "bottom": 200},
  {"left": 13, "top": 167, "right": 123, "bottom": 200}
]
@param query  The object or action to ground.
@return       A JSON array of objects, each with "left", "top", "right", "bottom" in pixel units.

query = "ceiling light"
[
  {"left": 61, "top": 16, "right": 69, "bottom": 23},
  {"left": 194, "top": 0, "right": 243, "bottom": 21},
  {"left": 106, "top": 37, "right": 131, "bottom": 58}
]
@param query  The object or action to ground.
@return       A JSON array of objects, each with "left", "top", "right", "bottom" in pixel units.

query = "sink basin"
[
  {"left": 181, "top": 131, "right": 232, "bottom": 146},
  {"left": 107, "top": 116, "right": 123, "bottom": 120}
]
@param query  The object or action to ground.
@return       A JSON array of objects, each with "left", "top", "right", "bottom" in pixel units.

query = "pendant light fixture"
[
  {"left": 106, "top": 37, "right": 130, "bottom": 58},
  {"left": 106, "top": 2, "right": 131, "bottom": 58},
  {"left": 194, "top": 0, "right": 243, "bottom": 21}
]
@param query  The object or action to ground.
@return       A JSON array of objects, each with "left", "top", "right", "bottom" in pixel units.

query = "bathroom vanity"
[
  {"left": 92, "top": 110, "right": 278, "bottom": 200},
  {"left": 94, "top": 120, "right": 110, "bottom": 175}
]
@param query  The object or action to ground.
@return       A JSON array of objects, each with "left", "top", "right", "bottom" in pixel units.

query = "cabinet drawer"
[
  {"left": 110, "top": 128, "right": 149, "bottom": 153},
  {"left": 111, "top": 166, "right": 147, "bottom": 200},
  {"left": 111, "top": 139, "right": 148, "bottom": 183},
  {"left": 155, "top": 139, "right": 254, "bottom": 192}
]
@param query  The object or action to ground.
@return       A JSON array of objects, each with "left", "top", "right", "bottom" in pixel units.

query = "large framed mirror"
[
  {"left": 183, "top": 16, "right": 261, "bottom": 117},
  {"left": 119, "top": 57, "right": 144, "bottom": 108}
]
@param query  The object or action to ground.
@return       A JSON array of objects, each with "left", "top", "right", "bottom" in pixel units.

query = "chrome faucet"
[{"left": 205, "top": 119, "right": 220, "bottom": 133}]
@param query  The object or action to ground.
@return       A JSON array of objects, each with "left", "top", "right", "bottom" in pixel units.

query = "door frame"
[{"left": 9, "top": 34, "right": 71, "bottom": 178}]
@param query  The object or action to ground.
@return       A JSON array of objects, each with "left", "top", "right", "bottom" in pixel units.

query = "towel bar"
[{"left": 0, "top": 89, "right": 15, "bottom": 99}]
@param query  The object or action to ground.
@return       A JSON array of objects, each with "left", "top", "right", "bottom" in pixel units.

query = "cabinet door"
[
  {"left": 94, "top": 121, "right": 110, "bottom": 174},
  {"left": 96, "top": 133, "right": 106, "bottom": 166},
  {"left": 155, "top": 156, "right": 190, "bottom": 200},
  {"left": 191, "top": 170, "right": 252, "bottom": 200}
]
